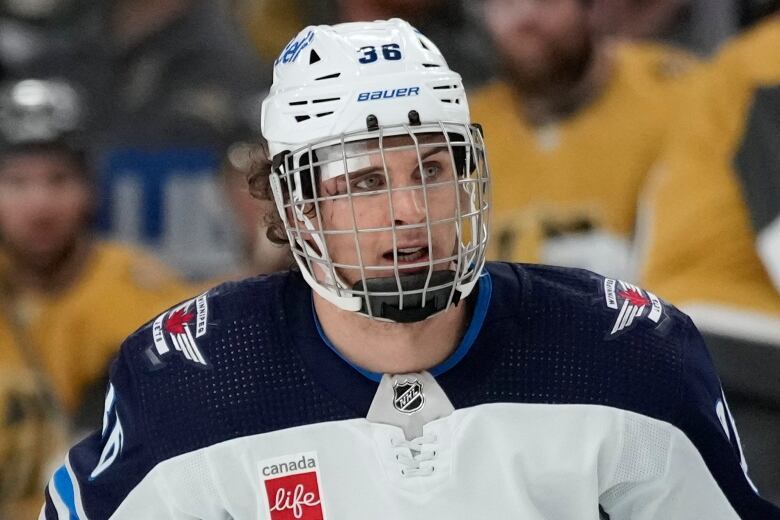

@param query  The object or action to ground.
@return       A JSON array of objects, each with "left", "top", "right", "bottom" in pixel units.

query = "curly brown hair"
[{"left": 245, "top": 141, "right": 289, "bottom": 246}]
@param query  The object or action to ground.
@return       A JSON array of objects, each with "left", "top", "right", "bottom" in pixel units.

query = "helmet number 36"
[{"left": 359, "top": 44, "right": 403, "bottom": 64}]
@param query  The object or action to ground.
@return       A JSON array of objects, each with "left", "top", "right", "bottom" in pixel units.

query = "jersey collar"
[{"left": 310, "top": 271, "right": 493, "bottom": 382}]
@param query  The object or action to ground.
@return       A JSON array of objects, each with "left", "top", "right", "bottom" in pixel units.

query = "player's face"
[
  {"left": 483, "top": 0, "right": 593, "bottom": 93},
  {"left": 312, "top": 133, "right": 462, "bottom": 288},
  {"left": 0, "top": 151, "right": 91, "bottom": 269}
]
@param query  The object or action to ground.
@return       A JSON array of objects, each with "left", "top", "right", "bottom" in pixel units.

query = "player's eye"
[
  {"left": 351, "top": 173, "right": 385, "bottom": 192},
  {"left": 420, "top": 163, "right": 441, "bottom": 181}
]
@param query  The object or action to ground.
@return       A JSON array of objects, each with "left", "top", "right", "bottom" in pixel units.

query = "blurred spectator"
[
  {"left": 471, "top": 0, "right": 698, "bottom": 280},
  {"left": 589, "top": 0, "right": 739, "bottom": 56},
  {"left": 24, "top": 0, "right": 272, "bottom": 280},
  {"left": 0, "top": 366, "right": 67, "bottom": 518},
  {"left": 638, "top": 13, "right": 780, "bottom": 321},
  {"left": 239, "top": 0, "right": 496, "bottom": 89},
  {"left": 0, "top": 79, "right": 193, "bottom": 436}
]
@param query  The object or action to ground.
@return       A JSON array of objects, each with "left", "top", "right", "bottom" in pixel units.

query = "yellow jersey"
[
  {"left": 0, "top": 241, "right": 194, "bottom": 416},
  {"left": 0, "top": 241, "right": 192, "bottom": 516},
  {"left": 0, "top": 365, "right": 67, "bottom": 519},
  {"left": 638, "top": 18, "right": 780, "bottom": 317},
  {"left": 470, "top": 41, "right": 698, "bottom": 272}
]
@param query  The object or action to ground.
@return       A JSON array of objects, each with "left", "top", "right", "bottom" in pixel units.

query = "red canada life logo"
[{"left": 260, "top": 452, "right": 325, "bottom": 520}]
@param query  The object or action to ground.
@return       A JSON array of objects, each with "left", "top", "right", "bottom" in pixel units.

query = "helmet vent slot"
[
  {"left": 422, "top": 63, "right": 441, "bottom": 68},
  {"left": 295, "top": 115, "right": 311, "bottom": 122},
  {"left": 316, "top": 112, "right": 334, "bottom": 118},
  {"left": 309, "top": 49, "right": 321, "bottom": 64},
  {"left": 315, "top": 72, "right": 341, "bottom": 81},
  {"left": 289, "top": 100, "right": 308, "bottom": 106},
  {"left": 312, "top": 97, "right": 340, "bottom": 104},
  {"left": 418, "top": 38, "right": 430, "bottom": 50}
]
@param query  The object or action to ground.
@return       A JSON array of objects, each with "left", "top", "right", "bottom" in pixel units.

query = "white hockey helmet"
[{"left": 261, "top": 18, "right": 490, "bottom": 322}]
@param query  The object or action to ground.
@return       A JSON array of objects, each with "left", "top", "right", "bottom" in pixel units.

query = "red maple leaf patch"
[
  {"left": 618, "top": 288, "right": 650, "bottom": 307},
  {"left": 165, "top": 308, "right": 194, "bottom": 334}
]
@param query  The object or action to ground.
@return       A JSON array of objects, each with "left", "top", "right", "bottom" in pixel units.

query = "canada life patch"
[
  {"left": 150, "top": 292, "right": 210, "bottom": 366},
  {"left": 603, "top": 278, "right": 665, "bottom": 336},
  {"left": 260, "top": 451, "right": 326, "bottom": 520}
]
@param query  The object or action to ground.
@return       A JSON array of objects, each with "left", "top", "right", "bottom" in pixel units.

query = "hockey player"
[{"left": 41, "top": 19, "right": 780, "bottom": 519}]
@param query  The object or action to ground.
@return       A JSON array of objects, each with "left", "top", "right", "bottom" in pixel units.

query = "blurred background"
[{"left": 0, "top": 0, "right": 778, "bottom": 516}]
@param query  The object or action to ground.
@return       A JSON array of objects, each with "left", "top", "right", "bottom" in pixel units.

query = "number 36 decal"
[{"left": 359, "top": 44, "right": 402, "bottom": 63}]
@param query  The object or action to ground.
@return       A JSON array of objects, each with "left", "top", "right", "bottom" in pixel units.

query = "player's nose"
[{"left": 390, "top": 185, "right": 427, "bottom": 226}]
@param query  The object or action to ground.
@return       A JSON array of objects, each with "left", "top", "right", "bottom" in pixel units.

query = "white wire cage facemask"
[{"left": 270, "top": 122, "right": 490, "bottom": 323}]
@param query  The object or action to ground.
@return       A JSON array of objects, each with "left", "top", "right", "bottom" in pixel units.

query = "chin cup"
[{"left": 352, "top": 271, "right": 462, "bottom": 323}]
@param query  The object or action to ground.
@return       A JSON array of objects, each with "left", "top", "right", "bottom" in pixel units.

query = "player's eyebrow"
[
  {"left": 417, "top": 144, "right": 449, "bottom": 159},
  {"left": 343, "top": 166, "right": 383, "bottom": 181}
]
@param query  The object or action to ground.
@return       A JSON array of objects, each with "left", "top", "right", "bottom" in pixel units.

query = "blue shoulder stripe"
[{"left": 53, "top": 464, "right": 80, "bottom": 519}]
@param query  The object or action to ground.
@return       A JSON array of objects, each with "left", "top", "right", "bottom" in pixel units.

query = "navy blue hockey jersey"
[{"left": 42, "top": 262, "right": 780, "bottom": 519}]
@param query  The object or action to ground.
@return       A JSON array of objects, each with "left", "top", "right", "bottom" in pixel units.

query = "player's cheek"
[{"left": 347, "top": 195, "right": 388, "bottom": 229}]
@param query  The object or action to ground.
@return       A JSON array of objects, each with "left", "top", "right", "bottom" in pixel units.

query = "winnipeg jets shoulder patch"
[
  {"left": 602, "top": 278, "right": 667, "bottom": 338},
  {"left": 145, "top": 292, "right": 211, "bottom": 368}
]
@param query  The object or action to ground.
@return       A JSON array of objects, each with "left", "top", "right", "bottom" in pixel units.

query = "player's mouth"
[{"left": 382, "top": 245, "right": 430, "bottom": 265}]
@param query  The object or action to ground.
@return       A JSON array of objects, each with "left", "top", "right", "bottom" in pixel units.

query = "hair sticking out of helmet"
[{"left": 261, "top": 18, "right": 490, "bottom": 323}]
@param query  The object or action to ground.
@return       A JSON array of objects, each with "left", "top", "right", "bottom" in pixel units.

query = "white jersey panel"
[{"left": 110, "top": 403, "right": 739, "bottom": 520}]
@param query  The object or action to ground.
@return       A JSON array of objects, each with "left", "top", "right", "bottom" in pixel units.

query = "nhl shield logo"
[{"left": 392, "top": 377, "right": 425, "bottom": 414}]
